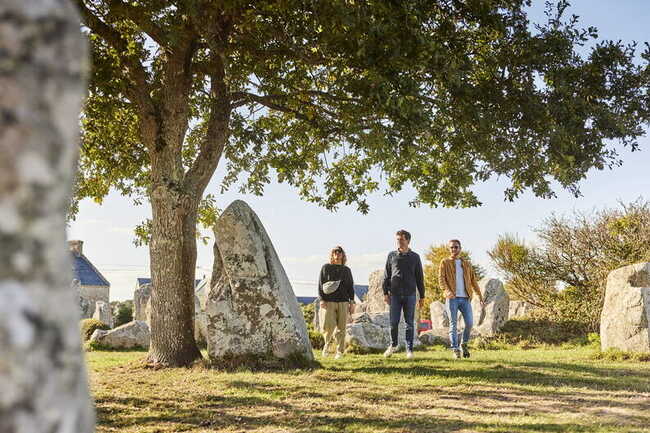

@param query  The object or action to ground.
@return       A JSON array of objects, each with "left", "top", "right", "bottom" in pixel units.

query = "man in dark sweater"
[{"left": 382, "top": 229, "right": 425, "bottom": 358}]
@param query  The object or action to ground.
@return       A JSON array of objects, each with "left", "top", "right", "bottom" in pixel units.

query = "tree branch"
[
  {"left": 74, "top": 0, "right": 156, "bottom": 123},
  {"left": 105, "top": 0, "right": 169, "bottom": 47},
  {"left": 230, "top": 91, "right": 342, "bottom": 122},
  {"left": 184, "top": 55, "right": 231, "bottom": 196}
]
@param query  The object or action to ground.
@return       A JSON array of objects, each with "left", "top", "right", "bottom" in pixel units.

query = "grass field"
[{"left": 87, "top": 346, "right": 650, "bottom": 433}]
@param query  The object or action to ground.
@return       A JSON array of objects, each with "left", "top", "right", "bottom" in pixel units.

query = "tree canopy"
[{"left": 73, "top": 0, "right": 650, "bottom": 217}]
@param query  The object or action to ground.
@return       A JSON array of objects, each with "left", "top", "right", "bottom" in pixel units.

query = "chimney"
[{"left": 68, "top": 240, "right": 83, "bottom": 256}]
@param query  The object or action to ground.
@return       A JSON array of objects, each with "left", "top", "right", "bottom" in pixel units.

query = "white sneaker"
[
  {"left": 321, "top": 348, "right": 328, "bottom": 357},
  {"left": 406, "top": 350, "right": 414, "bottom": 359},
  {"left": 384, "top": 346, "right": 397, "bottom": 358},
  {"left": 334, "top": 352, "right": 343, "bottom": 360}
]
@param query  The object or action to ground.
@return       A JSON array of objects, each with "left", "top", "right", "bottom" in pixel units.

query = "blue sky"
[{"left": 68, "top": 1, "right": 650, "bottom": 300}]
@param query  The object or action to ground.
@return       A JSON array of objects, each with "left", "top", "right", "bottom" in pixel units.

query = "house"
[{"left": 69, "top": 240, "right": 110, "bottom": 317}]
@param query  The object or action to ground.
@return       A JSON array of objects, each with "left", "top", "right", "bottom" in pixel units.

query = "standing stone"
[
  {"left": 430, "top": 301, "right": 449, "bottom": 328},
  {"left": 0, "top": 1, "right": 94, "bottom": 431},
  {"left": 471, "top": 278, "right": 509, "bottom": 336},
  {"left": 600, "top": 263, "right": 650, "bottom": 353},
  {"left": 194, "top": 295, "right": 208, "bottom": 346},
  {"left": 358, "top": 270, "right": 388, "bottom": 314},
  {"left": 93, "top": 300, "right": 113, "bottom": 328},
  {"left": 509, "top": 300, "right": 534, "bottom": 319},
  {"left": 133, "top": 282, "right": 151, "bottom": 322},
  {"left": 205, "top": 200, "right": 313, "bottom": 366}
]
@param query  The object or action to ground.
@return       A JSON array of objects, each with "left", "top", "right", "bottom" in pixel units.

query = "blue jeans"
[
  {"left": 389, "top": 294, "right": 416, "bottom": 351},
  {"left": 447, "top": 297, "right": 473, "bottom": 350}
]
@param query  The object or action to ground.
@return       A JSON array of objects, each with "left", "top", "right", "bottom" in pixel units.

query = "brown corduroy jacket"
[{"left": 438, "top": 257, "right": 484, "bottom": 300}]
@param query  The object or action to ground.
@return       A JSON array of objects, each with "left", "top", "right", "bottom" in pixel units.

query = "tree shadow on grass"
[
  {"left": 326, "top": 358, "right": 650, "bottom": 393},
  {"left": 95, "top": 393, "right": 644, "bottom": 433}
]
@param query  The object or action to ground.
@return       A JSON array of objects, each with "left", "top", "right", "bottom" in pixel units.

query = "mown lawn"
[{"left": 87, "top": 346, "right": 650, "bottom": 433}]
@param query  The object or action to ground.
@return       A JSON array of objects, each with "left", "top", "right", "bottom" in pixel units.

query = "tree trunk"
[
  {"left": 146, "top": 182, "right": 202, "bottom": 366},
  {"left": 0, "top": 1, "right": 95, "bottom": 431}
]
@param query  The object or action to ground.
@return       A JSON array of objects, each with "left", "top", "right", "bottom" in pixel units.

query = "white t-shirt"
[{"left": 455, "top": 259, "right": 468, "bottom": 298}]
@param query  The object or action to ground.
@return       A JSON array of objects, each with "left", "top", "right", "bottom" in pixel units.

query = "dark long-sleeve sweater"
[
  {"left": 382, "top": 250, "right": 425, "bottom": 298},
  {"left": 318, "top": 263, "right": 355, "bottom": 302}
]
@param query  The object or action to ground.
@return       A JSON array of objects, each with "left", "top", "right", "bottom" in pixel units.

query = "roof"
[
  {"left": 353, "top": 285, "right": 369, "bottom": 301},
  {"left": 137, "top": 278, "right": 201, "bottom": 287},
  {"left": 71, "top": 253, "right": 110, "bottom": 287},
  {"left": 296, "top": 296, "right": 317, "bottom": 305}
]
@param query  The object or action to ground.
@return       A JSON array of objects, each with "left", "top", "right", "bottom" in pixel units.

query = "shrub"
[
  {"left": 80, "top": 318, "right": 109, "bottom": 341},
  {"left": 489, "top": 200, "right": 650, "bottom": 331},
  {"left": 301, "top": 303, "right": 324, "bottom": 349},
  {"left": 301, "top": 303, "right": 315, "bottom": 326},
  {"left": 309, "top": 329, "right": 324, "bottom": 350},
  {"left": 113, "top": 301, "right": 133, "bottom": 327}
]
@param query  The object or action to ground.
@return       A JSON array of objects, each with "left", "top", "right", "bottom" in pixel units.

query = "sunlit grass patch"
[{"left": 87, "top": 346, "right": 650, "bottom": 433}]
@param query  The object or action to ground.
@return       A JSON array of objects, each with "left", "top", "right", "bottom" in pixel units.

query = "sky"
[{"left": 68, "top": 0, "right": 650, "bottom": 301}]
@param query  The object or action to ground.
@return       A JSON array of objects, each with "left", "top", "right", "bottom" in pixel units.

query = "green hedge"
[{"left": 80, "top": 318, "right": 109, "bottom": 341}]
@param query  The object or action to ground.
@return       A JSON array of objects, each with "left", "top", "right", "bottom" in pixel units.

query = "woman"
[{"left": 318, "top": 246, "right": 355, "bottom": 359}]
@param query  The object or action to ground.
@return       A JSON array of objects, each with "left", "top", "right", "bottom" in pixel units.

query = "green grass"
[{"left": 86, "top": 346, "right": 650, "bottom": 433}]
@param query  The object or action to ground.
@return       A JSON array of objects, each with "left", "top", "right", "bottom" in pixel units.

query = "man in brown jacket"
[{"left": 438, "top": 239, "right": 485, "bottom": 359}]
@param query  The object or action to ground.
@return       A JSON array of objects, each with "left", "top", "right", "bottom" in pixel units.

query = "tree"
[
  {"left": 421, "top": 244, "right": 484, "bottom": 319},
  {"left": 0, "top": 0, "right": 94, "bottom": 430},
  {"left": 488, "top": 200, "right": 650, "bottom": 331},
  {"left": 73, "top": 0, "right": 650, "bottom": 366},
  {"left": 111, "top": 300, "right": 134, "bottom": 327}
]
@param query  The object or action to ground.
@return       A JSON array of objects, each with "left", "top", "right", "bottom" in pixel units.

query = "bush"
[
  {"left": 489, "top": 200, "right": 650, "bottom": 331},
  {"left": 113, "top": 301, "right": 133, "bottom": 327},
  {"left": 301, "top": 303, "right": 324, "bottom": 349},
  {"left": 80, "top": 318, "right": 109, "bottom": 341},
  {"left": 309, "top": 329, "right": 324, "bottom": 350},
  {"left": 301, "top": 303, "right": 315, "bottom": 326}
]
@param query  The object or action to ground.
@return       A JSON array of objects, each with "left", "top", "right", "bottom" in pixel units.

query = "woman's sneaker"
[
  {"left": 461, "top": 343, "right": 470, "bottom": 358},
  {"left": 384, "top": 345, "right": 397, "bottom": 358},
  {"left": 406, "top": 349, "right": 414, "bottom": 359},
  {"left": 334, "top": 351, "right": 343, "bottom": 360},
  {"left": 452, "top": 349, "right": 462, "bottom": 359}
]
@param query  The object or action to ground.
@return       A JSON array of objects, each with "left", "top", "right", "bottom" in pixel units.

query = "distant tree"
[
  {"left": 489, "top": 200, "right": 650, "bottom": 331},
  {"left": 73, "top": 0, "right": 650, "bottom": 366},
  {"left": 112, "top": 300, "right": 134, "bottom": 327},
  {"left": 421, "top": 244, "right": 484, "bottom": 319}
]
